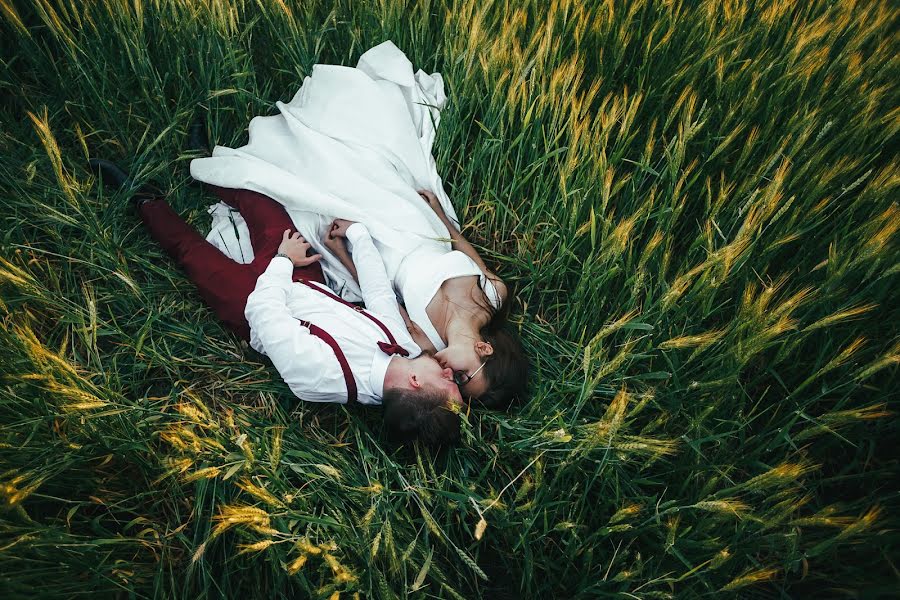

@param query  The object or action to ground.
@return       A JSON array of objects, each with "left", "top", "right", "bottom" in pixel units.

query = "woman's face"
[{"left": 433, "top": 340, "right": 493, "bottom": 398}]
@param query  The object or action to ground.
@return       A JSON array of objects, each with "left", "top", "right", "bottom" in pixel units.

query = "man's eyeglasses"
[{"left": 452, "top": 361, "right": 486, "bottom": 387}]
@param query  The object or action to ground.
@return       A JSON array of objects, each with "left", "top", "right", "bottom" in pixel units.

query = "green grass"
[{"left": 0, "top": 0, "right": 897, "bottom": 597}]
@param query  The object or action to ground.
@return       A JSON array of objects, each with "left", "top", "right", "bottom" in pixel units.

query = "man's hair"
[{"left": 382, "top": 387, "right": 461, "bottom": 446}]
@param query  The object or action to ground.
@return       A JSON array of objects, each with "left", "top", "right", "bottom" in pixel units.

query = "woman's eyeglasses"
[{"left": 452, "top": 361, "right": 486, "bottom": 387}]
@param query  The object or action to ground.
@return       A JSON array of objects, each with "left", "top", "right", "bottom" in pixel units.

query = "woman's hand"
[
  {"left": 399, "top": 304, "right": 437, "bottom": 354},
  {"left": 328, "top": 218, "right": 356, "bottom": 238},
  {"left": 417, "top": 189, "right": 445, "bottom": 218},
  {"left": 322, "top": 221, "right": 360, "bottom": 283},
  {"left": 322, "top": 224, "right": 349, "bottom": 255},
  {"left": 277, "top": 230, "right": 322, "bottom": 267}
]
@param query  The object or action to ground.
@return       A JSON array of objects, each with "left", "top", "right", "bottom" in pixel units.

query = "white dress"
[
  {"left": 190, "top": 40, "right": 501, "bottom": 350},
  {"left": 394, "top": 249, "right": 501, "bottom": 351}
]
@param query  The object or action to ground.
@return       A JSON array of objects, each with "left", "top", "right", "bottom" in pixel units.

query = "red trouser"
[{"left": 138, "top": 186, "right": 325, "bottom": 341}]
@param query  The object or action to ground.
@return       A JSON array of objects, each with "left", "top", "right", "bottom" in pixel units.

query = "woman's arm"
[
  {"left": 398, "top": 304, "right": 438, "bottom": 354},
  {"left": 322, "top": 227, "right": 358, "bottom": 282},
  {"left": 418, "top": 190, "right": 508, "bottom": 305}
]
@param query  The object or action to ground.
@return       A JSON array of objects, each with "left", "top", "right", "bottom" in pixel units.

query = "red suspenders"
[
  {"left": 294, "top": 280, "right": 409, "bottom": 404},
  {"left": 297, "top": 319, "right": 358, "bottom": 404}
]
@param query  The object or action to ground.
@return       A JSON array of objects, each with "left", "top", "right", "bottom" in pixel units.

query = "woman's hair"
[
  {"left": 382, "top": 387, "right": 461, "bottom": 446},
  {"left": 478, "top": 321, "right": 528, "bottom": 410},
  {"left": 474, "top": 279, "right": 529, "bottom": 410}
]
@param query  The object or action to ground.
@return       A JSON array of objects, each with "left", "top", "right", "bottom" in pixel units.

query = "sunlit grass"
[{"left": 0, "top": 0, "right": 897, "bottom": 597}]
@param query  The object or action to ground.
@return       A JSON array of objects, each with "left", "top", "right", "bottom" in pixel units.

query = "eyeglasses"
[{"left": 452, "top": 361, "right": 486, "bottom": 387}]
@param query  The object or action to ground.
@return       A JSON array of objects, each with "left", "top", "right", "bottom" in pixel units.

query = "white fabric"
[
  {"left": 195, "top": 40, "right": 460, "bottom": 302},
  {"left": 244, "top": 225, "right": 420, "bottom": 405},
  {"left": 195, "top": 40, "right": 500, "bottom": 347},
  {"left": 394, "top": 250, "right": 502, "bottom": 351},
  {"left": 206, "top": 202, "right": 253, "bottom": 262}
]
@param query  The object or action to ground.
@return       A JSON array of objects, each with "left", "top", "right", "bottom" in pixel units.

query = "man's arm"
[
  {"left": 322, "top": 235, "right": 433, "bottom": 351},
  {"left": 341, "top": 223, "right": 407, "bottom": 328},
  {"left": 245, "top": 254, "right": 336, "bottom": 402},
  {"left": 343, "top": 223, "right": 405, "bottom": 323}
]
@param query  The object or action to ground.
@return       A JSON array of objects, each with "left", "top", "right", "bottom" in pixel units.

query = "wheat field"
[{"left": 0, "top": 0, "right": 897, "bottom": 598}]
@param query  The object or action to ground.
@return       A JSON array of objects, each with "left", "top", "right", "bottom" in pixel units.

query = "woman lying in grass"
[
  {"left": 320, "top": 188, "right": 526, "bottom": 409},
  {"left": 190, "top": 41, "right": 527, "bottom": 409}
]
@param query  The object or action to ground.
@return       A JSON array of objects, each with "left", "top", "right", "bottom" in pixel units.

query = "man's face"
[
  {"left": 412, "top": 355, "right": 464, "bottom": 405},
  {"left": 433, "top": 345, "right": 490, "bottom": 399}
]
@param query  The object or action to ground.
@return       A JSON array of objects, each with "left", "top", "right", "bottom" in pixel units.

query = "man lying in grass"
[{"left": 90, "top": 159, "right": 464, "bottom": 447}]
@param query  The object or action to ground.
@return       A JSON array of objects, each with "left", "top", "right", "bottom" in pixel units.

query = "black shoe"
[
  {"left": 89, "top": 158, "right": 163, "bottom": 209},
  {"left": 187, "top": 115, "right": 209, "bottom": 155},
  {"left": 89, "top": 158, "right": 129, "bottom": 189}
]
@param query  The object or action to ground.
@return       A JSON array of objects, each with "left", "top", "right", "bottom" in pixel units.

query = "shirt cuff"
[
  {"left": 345, "top": 223, "right": 371, "bottom": 244},
  {"left": 267, "top": 255, "right": 295, "bottom": 277}
]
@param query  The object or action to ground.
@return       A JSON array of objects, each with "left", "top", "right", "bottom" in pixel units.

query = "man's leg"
[
  {"left": 138, "top": 198, "right": 258, "bottom": 340},
  {"left": 206, "top": 185, "right": 325, "bottom": 283}
]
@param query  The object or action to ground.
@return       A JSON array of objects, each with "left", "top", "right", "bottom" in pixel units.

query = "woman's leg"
[
  {"left": 138, "top": 198, "right": 259, "bottom": 340},
  {"left": 206, "top": 185, "right": 325, "bottom": 283}
]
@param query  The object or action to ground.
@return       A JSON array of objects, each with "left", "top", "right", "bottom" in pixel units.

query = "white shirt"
[{"left": 245, "top": 224, "right": 420, "bottom": 404}]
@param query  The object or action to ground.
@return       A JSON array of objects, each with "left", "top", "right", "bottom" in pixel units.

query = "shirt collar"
[
  {"left": 370, "top": 342, "right": 424, "bottom": 398},
  {"left": 369, "top": 351, "right": 394, "bottom": 398}
]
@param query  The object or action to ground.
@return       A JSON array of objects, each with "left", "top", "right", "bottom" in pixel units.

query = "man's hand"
[
  {"left": 277, "top": 230, "right": 322, "bottom": 267},
  {"left": 417, "top": 189, "right": 445, "bottom": 217},
  {"left": 328, "top": 218, "right": 356, "bottom": 238}
]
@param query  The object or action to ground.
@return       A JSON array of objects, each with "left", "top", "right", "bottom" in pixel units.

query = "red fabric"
[
  {"left": 377, "top": 341, "right": 409, "bottom": 357},
  {"left": 138, "top": 186, "right": 325, "bottom": 341}
]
